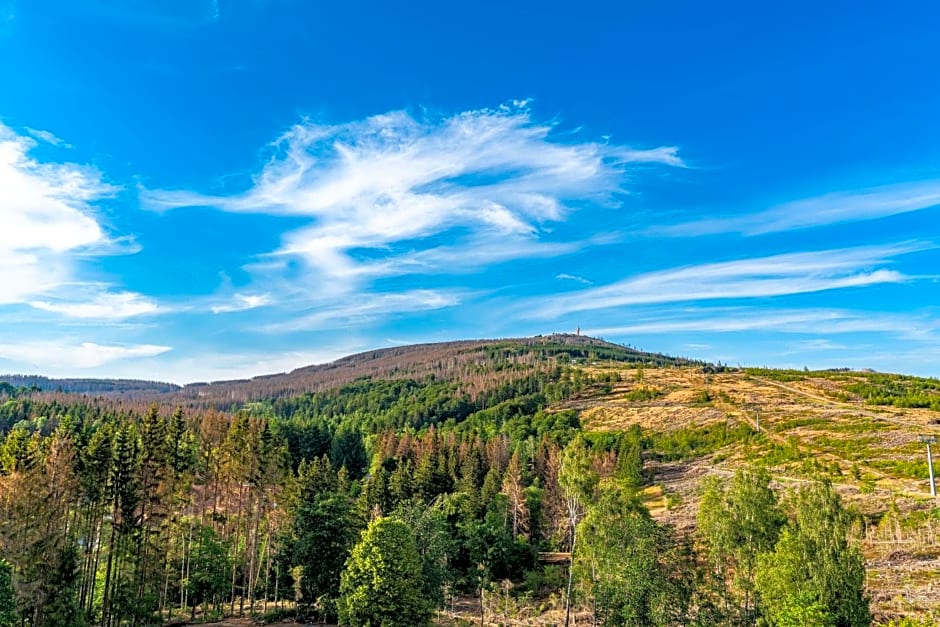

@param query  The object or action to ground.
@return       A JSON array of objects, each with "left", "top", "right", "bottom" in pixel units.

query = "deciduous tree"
[
  {"left": 339, "top": 517, "right": 432, "bottom": 627},
  {"left": 755, "top": 481, "right": 870, "bottom": 627}
]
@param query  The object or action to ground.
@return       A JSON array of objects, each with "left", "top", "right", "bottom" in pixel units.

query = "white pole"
[{"left": 928, "top": 442, "right": 937, "bottom": 498}]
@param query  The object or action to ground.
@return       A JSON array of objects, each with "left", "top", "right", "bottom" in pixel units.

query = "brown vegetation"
[{"left": 569, "top": 364, "right": 940, "bottom": 621}]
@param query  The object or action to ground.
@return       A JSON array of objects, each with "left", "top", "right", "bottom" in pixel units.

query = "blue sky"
[{"left": 0, "top": 0, "right": 939, "bottom": 382}]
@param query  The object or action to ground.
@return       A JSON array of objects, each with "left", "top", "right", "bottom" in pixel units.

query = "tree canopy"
[{"left": 339, "top": 517, "right": 433, "bottom": 627}]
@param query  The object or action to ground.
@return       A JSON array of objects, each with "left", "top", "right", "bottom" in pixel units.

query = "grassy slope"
[{"left": 564, "top": 364, "right": 940, "bottom": 621}]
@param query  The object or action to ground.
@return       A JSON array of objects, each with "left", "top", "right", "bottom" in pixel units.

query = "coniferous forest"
[{"left": 0, "top": 337, "right": 879, "bottom": 626}]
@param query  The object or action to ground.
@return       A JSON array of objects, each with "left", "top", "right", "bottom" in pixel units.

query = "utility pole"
[{"left": 919, "top": 435, "right": 937, "bottom": 498}]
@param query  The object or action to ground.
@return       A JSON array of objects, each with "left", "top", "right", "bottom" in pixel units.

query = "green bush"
[
  {"left": 625, "top": 387, "right": 662, "bottom": 402},
  {"left": 339, "top": 517, "right": 433, "bottom": 627}
]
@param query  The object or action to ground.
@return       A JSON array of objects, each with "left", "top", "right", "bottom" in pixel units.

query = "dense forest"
[
  {"left": 0, "top": 339, "right": 877, "bottom": 626},
  {"left": 0, "top": 378, "right": 180, "bottom": 396}
]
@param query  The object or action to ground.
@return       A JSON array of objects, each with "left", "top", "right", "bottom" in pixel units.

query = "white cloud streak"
[
  {"left": 556, "top": 273, "right": 593, "bottom": 285},
  {"left": 30, "top": 291, "right": 160, "bottom": 320},
  {"left": 660, "top": 180, "right": 940, "bottom": 237},
  {"left": 587, "top": 307, "right": 940, "bottom": 341},
  {"left": 0, "top": 341, "right": 171, "bottom": 369},
  {"left": 24, "top": 127, "right": 72, "bottom": 148},
  {"left": 265, "top": 289, "right": 463, "bottom": 333},
  {"left": 210, "top": 293, "right": 272, "bottom": 314},
  {"left": 0, "top": 124, "right": 114, "bottom": 303},
  {"left": 143, "top": 103, "right": 682, "bottom": 306},
  {"left": 527, "top": 243, "right": 926, "bottom": 319}
]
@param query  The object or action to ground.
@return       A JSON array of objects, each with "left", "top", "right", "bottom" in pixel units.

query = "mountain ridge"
[{"left": 1, "top": 334, "right": 697, "bottom": 404}]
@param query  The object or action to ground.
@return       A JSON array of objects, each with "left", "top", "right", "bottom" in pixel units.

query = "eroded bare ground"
[
  {"left": 437, "top": 594, "right": 594, "bottom": 626},
  {"left": 565, "top": 365, "right": 940, "bottom": 621}
]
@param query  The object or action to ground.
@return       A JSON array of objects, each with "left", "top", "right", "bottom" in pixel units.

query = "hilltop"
[
  {"left": 1, "top": 334, "right": 694, "bottom": 405},
  {"left": 171, "top": 334, "right": 697, "bottom": 407}
]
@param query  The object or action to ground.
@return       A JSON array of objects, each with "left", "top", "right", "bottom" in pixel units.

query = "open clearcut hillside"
[{"left": 562, "top": 361, "right": 940, "bottom": 619}]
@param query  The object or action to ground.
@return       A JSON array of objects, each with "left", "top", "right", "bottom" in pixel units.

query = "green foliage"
[
  {"left": 40, "top": 543, "right": 87, "bottom": 627},
  {"left": 0, "top": 350, "right": 908, "bottom": 626},
  {"left": 577, "top": 488, "right": 695, "bottom": 625},
  {"left": 339, "top": 517, "right": 433, "bottom": 627},
  {"left": 559, "top": 434, "right": 600, "bottom": 506},
  {"left": 692, "top": 389, "right": 712, "bottom": 405},
  {"left": 0, "top": 560, "right": 15, "bottom": 627},
  {"left": 391, "top": 500, "right": 455, "bottom": 609},
  {"left": 698, "top": 468, "right": 784, "bottom": 622},
  {"left": 769, "top": 594, "right": 834, "bottom": 627},
  {"left": 651, "top": 422, "right": 756, "bottom": 461},
  {"left": 753, "top": 435, "right": 808, "bottom": 467},
  {"left": 755, "top": 481, "right": 870, "bottom": 627},
  {"left": 614, "top": 426, "right": 645, "bottom": 489},
  {"left": 272, "top": 417, "right": 331, "bottom": 469},
  {"left": 330, "top": 426, "right": 368, "bottom": 479},
  {"left": 185, "top": 524, "right": 232, "bottom": 613},
  {"left": 845, "top": 372, "right": 940, "bottom": 410},
  {"left": 0, "top": 426, "right": 32, "bottom": 473},
  {"left": 257, "top": 606, "right": 297, "bottom": 624},
  {"left": 625, "top": 386, "right": 663, "bottom": 402},
  {"left": 291, "top": 461, "right": 360, "bottom": 621},
  {"left": 744, "top": 368, "right": 842, "bottom": 383}
]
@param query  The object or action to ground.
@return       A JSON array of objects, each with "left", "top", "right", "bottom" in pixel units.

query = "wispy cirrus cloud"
[
  {"left": 660, "top": 179, "right": 940, "bottom": 237},
  {"left": 24, "top": 127, "right": 72, "bottom": 148},
  {"left": 556, "top": 273, "right": 592, "bottom": 285},
  {"left": 587, "top": 306, "right": 940, "bottom": 341},
  {"left": 210, "top": 293, "right": 272, "bottom": 314},
  {"left": 30, "top": 290, "right": 160, "bottom": 320},
  {"left": 265, "top": 289, "right": 464, "bottom": 333},
  {"left": 0, "top": 340, "right": 171, "bottom": 369},
  {"left": 143, "top": 103, "right": 683, "bottom": 312},
  {"left": 526, "top": 242, "right": 928, "bottom": 319}
]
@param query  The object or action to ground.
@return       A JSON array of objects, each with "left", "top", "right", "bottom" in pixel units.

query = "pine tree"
[{"left": 292, "top": 495, "right": 358, "bottom": 621}]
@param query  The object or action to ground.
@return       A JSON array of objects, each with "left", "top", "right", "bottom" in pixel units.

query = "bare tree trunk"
[
  {"left": 564, "top": 520, "right": 576, "bottom": 627},
  {"left": 231, "top": 483, "right": 244, "bottom": 616},
  {"left": 89, "top": 512, "right": 104, "bottom": 615},
  {"left": 101, "top": 520, "right": 117, "bottom": 627}
]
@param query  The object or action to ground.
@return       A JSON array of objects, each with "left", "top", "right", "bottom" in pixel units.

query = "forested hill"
[
  {"left": 0, "top": 335, "right": 690, "bottom": 406},
  {"left": 2, "top": 335, "right": 935, "bottom": 624},
  {"left": 0, "top": 375, "right": 180, "bottom": 395},
  {"left": 172, "top": 334, "right": 697, "bottom": 407}
]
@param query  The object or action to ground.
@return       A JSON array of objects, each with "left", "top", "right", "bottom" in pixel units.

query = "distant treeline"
[{"left": 0, "top": 375, "right": 180, "bottom": 395}]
